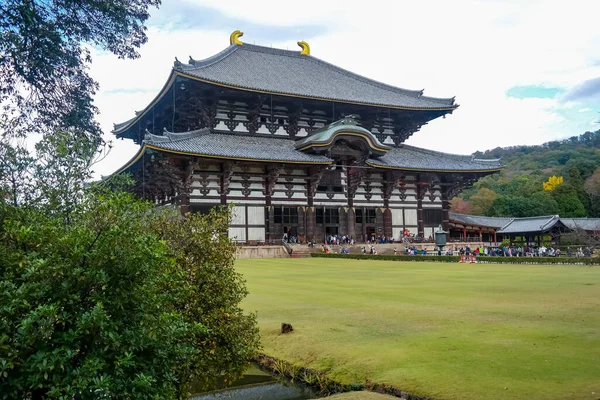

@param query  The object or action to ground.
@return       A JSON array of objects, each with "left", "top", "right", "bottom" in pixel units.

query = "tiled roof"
[
  {"left": 497, "top": 216, "right": 564, "bottom": 234},
  {"left": 113, "top": 129, "right": 502, "bottom": 173},
  {"left": 176, "top": 44, "right": 457, "bottom": 110},
  {"left": 143, "top": 129, "right": 332, "bottom": 164},
  {"left": 560, "top": 218, "right": 600, "bottom": 231},
  {"left": 367, "top": 145, "right": 503, "bottom": 172},
  {"left": 449, "top": 213, "right": 512, "bottom": 228}
]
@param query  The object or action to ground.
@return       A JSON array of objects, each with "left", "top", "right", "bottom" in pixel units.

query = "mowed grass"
[{"left": 236, "top": 258, "right": 600, "bottom": 400}]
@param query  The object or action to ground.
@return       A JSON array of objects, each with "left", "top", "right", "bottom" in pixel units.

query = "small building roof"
[
  {"left": 559, "top": 218, "right": 600, "bottom": 232},
  {"left": 177, "top": 43, "right": 457, "bottom": 111},
  {"left": 449, "top": 213, "right": 512, "bottom": 228},
  {"left": 497, "top": 215, "right": 566, "bottom": 234},
  {"left": 367, "top": 146, "right": 503, "bottom": 172}
]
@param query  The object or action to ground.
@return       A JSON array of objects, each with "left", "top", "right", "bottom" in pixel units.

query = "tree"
[
  {"left": 449, "top": 197, "right": 472, "bottom": 214},
  {"left": 0, "top": 136, "right": 259, "bottom": 398},
  {"left": 0, "top": 0, "right": 160, "bottom": 138},
  {"left": 150, "top": 209, "right": 260, "bottom": 394},
  {"left": 551, "top": 183, "right": 587, "bottom": 217},
  {"left": 487, "top": 193, "right": 559, "bottom": 217},
  {"left": 543, "top": 175, "right": 564, "bottom": 191},
  {"left": 469, "top": 188, "right": 498, "bottom": 215},
  {"left": 585, "top": 167, "right": 600, "bottom": 216}
]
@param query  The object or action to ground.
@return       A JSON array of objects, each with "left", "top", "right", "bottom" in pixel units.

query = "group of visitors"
[
  {"left": 361, "top": 246, "right": 378, "bottom": 255},
  {"left": 367, "top": 235, "right": 395, "bottom": 244},
  {"left": 326, "top": 235, "right": 355, "bottom": 245},
  {"left": 282, "top": 233, "right": 298, "bottom": 244},
  {"left": 404, "top": 246, "right": 428, "bottom": 256},
  {"left": 452, "top": 245, "right": 592, "bottom": 258}
]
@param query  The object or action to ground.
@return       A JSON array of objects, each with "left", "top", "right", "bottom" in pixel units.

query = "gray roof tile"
[
  {"left": 449, "top": 213, "right": 512, "bottom": 228},
  {"left": 497, "top": 216, "right": 563, "bottom": 234},
  {"left": 559, "top": 218, "right": 600, "bottom": 231},
  {"left": 368, "top": 145, "right": 503, "bottom": 172},
  {"left": 139, "top": 131, "right": 501, "bottom": 172},
  {"left": 144, "top": 130, "right": 332, "bottom": 163},
  {"left": 177, "top": 44, "right": 457, "bottom": 110}
]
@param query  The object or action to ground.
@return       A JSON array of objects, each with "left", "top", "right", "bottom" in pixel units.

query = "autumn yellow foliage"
[{"left": 543, "top": 175, "right": 564, "bottom": 191}]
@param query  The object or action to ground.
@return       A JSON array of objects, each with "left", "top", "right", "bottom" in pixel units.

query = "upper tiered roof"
[
  {"left": 113, "top": 32, "right": 458, "bottom": 137},
  {"left": 176, "top": 44, "right": 457, "bottom": 110}
]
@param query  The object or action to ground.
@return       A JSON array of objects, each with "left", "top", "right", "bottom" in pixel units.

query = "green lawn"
[{"left": 236, "top": 258, "right": 600, "bottom": 400}]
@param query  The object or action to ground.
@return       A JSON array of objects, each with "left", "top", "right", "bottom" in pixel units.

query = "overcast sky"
[{"left": 91, "top": 0, "right": 600, "bottom": 177}]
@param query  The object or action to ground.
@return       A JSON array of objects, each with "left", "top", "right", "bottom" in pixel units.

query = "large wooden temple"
[{"left": 113, "top": 31, "right": 502, "bottom": 243}]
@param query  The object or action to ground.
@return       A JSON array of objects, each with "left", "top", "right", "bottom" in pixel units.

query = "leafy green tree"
[
  {"left": 0, "top": 0, "right": 160, "bottom": 138},
  {"left": 584, "top": 167, "right": 600, "bottom": 216},
  {"left": 470, "top": 188, "right": 498, "bottom": 215},
  {"left": 551, "top": 183, "right": 587, "bottom": 217},
  {"left": 150, "top": 209, "right": 260, "bottom": 393},
  {"left": 0, "top": 135, "right": 259, "bottom": 399}
]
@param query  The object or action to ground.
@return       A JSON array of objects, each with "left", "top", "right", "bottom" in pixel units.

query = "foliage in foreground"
[
  {"left": 0, "top": 134, "right": 259, "bottom": 399},
  {"left": 0, "top": 0, "right": 160, "bottom": 138}
]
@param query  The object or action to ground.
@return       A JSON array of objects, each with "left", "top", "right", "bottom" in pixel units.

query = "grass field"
[{"left": 236, "top": 258, "right": 600, "bottom": 400}]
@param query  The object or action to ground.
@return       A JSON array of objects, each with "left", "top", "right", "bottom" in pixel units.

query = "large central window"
[
  {"left": 274, "top": 207, "right": 298, "bottom": 224},
  {"left": 316, "top": 208, "right": 339, "bottom": 224},
  {"left": 424, "top": 209, "right": 442, "bottom": 227},
  {"left": 317, "top": 170, "right": 344, "bottom": 193}
]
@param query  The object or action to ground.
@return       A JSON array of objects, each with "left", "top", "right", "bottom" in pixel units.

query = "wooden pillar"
[
  {"left": 266, "top": 206, "right": 276, "bottom": 241},
  {"left": 180, "top": 161, "right": 194, "bottom": 215},
  {"left": 347, "top": 208, "right": 356, "bottom": 241},
  {"left": 306, "top": 207, "right": 316, "bottom": 242},
  {"left": 463, "top": 227, "right": 467, "bottom": 240},
  {"left": 297, "top": 207, "right": 306, "bottom": 243},
  {"left": 339, "top": 207, "right": 348, "bottom": 236},
  {"left": 376, "top": 208, "right": 384, "bottom": 238},
  {"left": 493, "top": 231, "right": 497, "bottom": 244},
  {"left": 383, "top": 208, "right": 393, "bottom": 238},
  {"left": 416, "top": 181, "right": 425, "bottom": 238},
  {"left": 362, "top": 207, "right": 367, "bottom": 242},
  {"left": 441, "top": 189, "right": 450, "bottom": 232}
]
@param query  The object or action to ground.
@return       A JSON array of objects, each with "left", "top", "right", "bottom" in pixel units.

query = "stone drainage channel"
[{"left": 189, "top": 364, "right": 316, "bottom": 400}]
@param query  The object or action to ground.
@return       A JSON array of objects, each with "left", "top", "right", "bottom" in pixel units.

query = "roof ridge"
[
  {"left": 182, "top": 43, "right": 455, "bottom": 106},
  {"left": 401, "top": 144, "right": 474, "bottom": 160},
  {"left": 179, "top": 45, "right": 240, "bottom": 70}
]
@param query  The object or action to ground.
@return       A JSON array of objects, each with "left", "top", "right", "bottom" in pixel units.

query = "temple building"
[{"left": 113, "top": 31, "right": 502, "bottom": 243}]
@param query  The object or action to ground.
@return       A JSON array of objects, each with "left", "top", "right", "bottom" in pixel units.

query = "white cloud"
[{"left": 90, "top": 0, "right": 600, "bottom": 176}]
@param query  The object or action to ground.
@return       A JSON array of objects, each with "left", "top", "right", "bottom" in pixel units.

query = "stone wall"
[{"left": 236, "top": 245, "right": 290, "bottom": 259}]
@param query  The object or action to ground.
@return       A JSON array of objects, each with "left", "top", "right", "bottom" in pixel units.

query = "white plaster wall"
[
  {"left": 228, "top": 227, "right": 246, "bottom": 241},
  {"left": 247, "top": 206, "right": 265, "bottom": 225},
  {"left": 248, "top": 227, "right": 265, "bottom": 241},
  {"left": 404, "top": 209, "right": 418, "bottom": 226},
  {"left": 231, "top": 206, "right": 245, "bottom": 225},
  {"left": 391, "top": 209, "right": 403, "bottom": 226}
]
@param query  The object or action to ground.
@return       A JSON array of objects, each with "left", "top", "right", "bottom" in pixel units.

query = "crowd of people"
[
  {"left": 451, "top": 245, "right": 592, "bottom": 257},
  {"left": 314, "top": 241, "right": 594, "bottom": 258}
]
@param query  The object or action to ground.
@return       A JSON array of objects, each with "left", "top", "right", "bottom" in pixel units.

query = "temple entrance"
[
  {"left": 366, "top": 226, "right": 376, "bottom": 242},
  {"left": 325, "top": 226, "right": 339, "bottom": 236}
]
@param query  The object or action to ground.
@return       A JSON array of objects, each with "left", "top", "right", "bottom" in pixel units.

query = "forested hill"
[{"left": 453, "top": 129, "right": 600, "bottom": 218}]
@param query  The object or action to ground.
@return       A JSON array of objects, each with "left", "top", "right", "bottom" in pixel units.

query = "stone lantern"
[{"left": 435, "top": 225, "right": 447, "bottom": 255}]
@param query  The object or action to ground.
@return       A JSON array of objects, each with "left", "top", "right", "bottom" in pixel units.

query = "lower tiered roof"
[{"left": 116, "top": 126, "right": 503, "bottom": 174}]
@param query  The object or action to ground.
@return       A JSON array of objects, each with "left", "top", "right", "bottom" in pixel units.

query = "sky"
[{"left": 91, "top": 0, "right": 600, "bottom": 177}]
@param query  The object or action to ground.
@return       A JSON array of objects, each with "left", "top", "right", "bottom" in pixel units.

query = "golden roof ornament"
[
  {"left": 297, "top": 41, "right": 310, "bottom": 55},
  {"left": 230, "top": 30, "right": 244, "bottom": 46}
]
